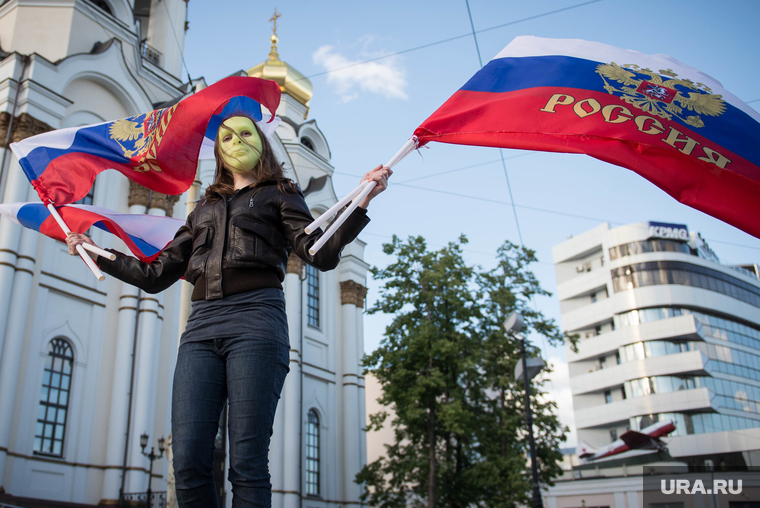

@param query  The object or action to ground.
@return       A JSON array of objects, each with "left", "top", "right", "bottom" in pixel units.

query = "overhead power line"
[
  {"left": 287, "top": 0, "right": 604, "bottom": 84},
  {"left": 332, "top": 170, "right": 760, "bottom": 253}
]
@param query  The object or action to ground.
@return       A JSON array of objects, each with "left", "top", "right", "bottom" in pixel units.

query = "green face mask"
[{"left": 217, "top": 116, "right": 263, "bottom": 173}]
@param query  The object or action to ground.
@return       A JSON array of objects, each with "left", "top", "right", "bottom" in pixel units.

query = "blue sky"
[{"left": 183, "top": 0, "right": 760, "bottom": 445}]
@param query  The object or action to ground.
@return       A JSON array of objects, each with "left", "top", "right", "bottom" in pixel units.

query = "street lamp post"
[
  {"left": 140, "top": 433, "right": 165, "bottom": 506},
  {"left": 504, "top": 312, "right": 545, "bottom": 508}
]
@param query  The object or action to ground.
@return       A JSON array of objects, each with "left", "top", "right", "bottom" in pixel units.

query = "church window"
[
  {"left": 34, "top": 338, "right": 74, "bottom": 457},
  {"left": 306, "top": 264, "right": 320, "bottom": 328},
  {"left": 301, "top": 137, "right": 316, "bottom": 152},
  {"left": 306, "top": 409, "right": 320, "bottom": 496},
  {"left": 85, "top": 0, "right": 114, "bottom": 16},
  {"left": 74, "top": 187, "right": 94, "bottom": 206}
]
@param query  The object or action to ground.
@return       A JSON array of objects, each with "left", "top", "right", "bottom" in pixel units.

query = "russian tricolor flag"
[
  {"left": 414, "top": 36, "right": 760, "bottom": 238},
  {"left": 0, "top": 203, "right": 184, "bottom": 263},
  {"left": 10, "top": 77, "right": 281, "bottom": 206}
]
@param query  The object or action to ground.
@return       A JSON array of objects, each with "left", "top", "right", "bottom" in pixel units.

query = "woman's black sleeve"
[
  {"left": 95, "top": 210, "right": 195, "bottom": 293},
  {"left": 279, "top": 188, "right": 370, "bottom": 271}
]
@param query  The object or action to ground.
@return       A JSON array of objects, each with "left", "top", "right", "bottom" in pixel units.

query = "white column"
[
  {"left": 177, "top": 169, "right": 201, "bottom": 346},
  {"left": 339, "top": 280, "right": 365, "bottom": 503},
  {"left": 125, "top": 201, "right": 168, "bottom": 493},
  {"left": 281, "top": 253, "right": 302, "bottom": 508},
  {"left": 0, "top": 221, "right": 38, "bottom": 487},
  {"left": 102, "top": 202, "right": 147, "bottom": 501},
  {"left": 0, "top": 158, "right": 30, "bottom": 362},
  {"left": 356, "top": 301, "right": 367, "bottom": 498}
]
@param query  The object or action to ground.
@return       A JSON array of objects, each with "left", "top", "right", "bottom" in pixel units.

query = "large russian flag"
[
  {"left": 414, "top": 36, "right": 760, "bottom": 238},
  {"left": 10, "top": 76, "right": 280, "bottom": 206},
  {"left": 0, "top": 203, "right": 184, "bottom": 262}
]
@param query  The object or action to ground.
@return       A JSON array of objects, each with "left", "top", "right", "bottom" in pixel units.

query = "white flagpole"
[
  {"left": 308, "top": 136, "right": 418, "bottom": 256},
  {"left": 305, "top": 181, "right": 370, "bottom": 234},
  {"left": 46, "top": 204, "right": 106, "bottom": 281}
]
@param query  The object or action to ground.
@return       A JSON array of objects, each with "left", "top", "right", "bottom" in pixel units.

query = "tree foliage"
[{"left": 358, "top": 235, "right": 575, "bottom": 508}]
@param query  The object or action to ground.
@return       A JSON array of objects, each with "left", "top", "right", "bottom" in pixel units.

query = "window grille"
[
  {"left": 34, "top": 338, "right": 73, "bottom": 457},
  {"left": 306, "top": 264, "right": 319, "bottom": 328},
  {"left": 306, "top": 409, "right": 320, "bottom": 496}
]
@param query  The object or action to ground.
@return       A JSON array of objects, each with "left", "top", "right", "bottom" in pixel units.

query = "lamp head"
[
  {"left": 158, "top": 436, "right": 166, "bottom": 453},
  {"left": 504, "top": 311, "right": 524, "bottom": 334},
  {"left": 140, "top": 433, "right": 149, "bottom": 450}
]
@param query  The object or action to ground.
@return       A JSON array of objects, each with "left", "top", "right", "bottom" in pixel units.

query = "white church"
[{"left": 0, "top": 1, "right": 369, "bottom": 506}]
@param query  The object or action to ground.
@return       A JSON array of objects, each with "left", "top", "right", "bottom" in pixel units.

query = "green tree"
[
  {"left": 358, "top": 236, "right": 574, "bottom": 508},
  {"left": 474, "top": 241, "right": 571, "bottom": 507}
]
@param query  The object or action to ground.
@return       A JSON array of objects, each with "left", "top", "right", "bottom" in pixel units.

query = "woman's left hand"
[{"left": 358, "top": 164, "right": 392, "bottom": 209}]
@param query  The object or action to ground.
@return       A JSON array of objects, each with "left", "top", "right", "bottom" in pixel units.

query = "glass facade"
[
  {"left": 619, "top": 307, "right": 760, "bottom": 352},
  {"left": 611, "top": 261, "right": 760, "bottom": 307},
  {"left": 618, "top": 340, "right": 693, "bottom": 363},
  {"left": 630, "top": 412, "right": 760, "bottom": 436},
  {"left": 613, "top": 304, "right": 760, "bottom": 434},
  {"left": 609, "top": 238, "right": 691, "bottom": 260},
  {"left": 624, "top": 376, "right": 701, "bottom": 398}
]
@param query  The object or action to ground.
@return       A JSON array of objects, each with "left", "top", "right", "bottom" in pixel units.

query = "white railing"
[{"left": 140, "top": 41, "right": 161, "bottom": 66}]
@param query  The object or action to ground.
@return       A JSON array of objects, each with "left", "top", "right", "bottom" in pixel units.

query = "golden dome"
[{"left": 247, "top": 33, "right": 313, "bottom": 109}]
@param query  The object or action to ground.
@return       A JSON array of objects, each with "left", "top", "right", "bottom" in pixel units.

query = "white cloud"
[
  {"left": 312, "top": 45, "right": 408, "bottom": 103},
  {"left": 540, "top": 356, "right": 577, "bottom": 448}
]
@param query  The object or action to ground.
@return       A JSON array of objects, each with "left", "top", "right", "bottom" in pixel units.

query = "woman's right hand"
[{"left": 66, "top": 232, "right": 99, "bottom": 260}]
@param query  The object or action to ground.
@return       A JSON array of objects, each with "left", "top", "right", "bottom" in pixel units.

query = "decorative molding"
[
  {"left": 12, "top": 112, "right": 54, "bottom": 142},
  {"left": 286, "top": 252, "right": 304, "bottom": 274},
  {"left": 149, "top": 192, "right": 180, "bottom": 216},
  {"left": 0, "top": 112, "right": 54, "bottom": 147},
  {"left": 0, "top": 111, "right": 9, "bottom": 147},
  {"left": 128, "top": 180, "right": 150, "bottom": 208},
  {"left": 340, "top": 280, "right": 367, "bottom": 307}
]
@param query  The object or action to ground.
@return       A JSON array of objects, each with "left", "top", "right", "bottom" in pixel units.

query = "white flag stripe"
[
  {"left": 494, "top": 36, "right": 760, "bottom": 123},
  {"left": 9, "top": 120, "right": 112, "bottom": 160}
]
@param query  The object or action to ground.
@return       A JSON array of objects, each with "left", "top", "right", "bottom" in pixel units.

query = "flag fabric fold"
[
  {"left": 0, "top": 203, "right": 184, "bottom": 263},
  {"left": 414, "top": 36, "right": 760, "bottom": 238},
  {"left": 10, "top": 76, "right": 281, "bottom": 206}
]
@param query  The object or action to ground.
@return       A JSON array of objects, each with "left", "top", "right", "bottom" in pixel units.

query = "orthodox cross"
[{"left": 270, "top": 9, "right": 281, "bottom": 35}]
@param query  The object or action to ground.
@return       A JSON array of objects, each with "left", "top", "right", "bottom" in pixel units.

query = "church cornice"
[
  {"left": 0, "top": 111, "right": 53, "bottom": 146},
  {"left": 286, "top": 252, "right": 304, "bottom": 275},
  {"left": 340, "top": 280, "right": 367, "bottom": 307}
]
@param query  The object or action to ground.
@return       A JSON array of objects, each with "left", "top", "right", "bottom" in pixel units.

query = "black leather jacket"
[{"left": 96, "top": 181, "right": 370, "bottom": 300}]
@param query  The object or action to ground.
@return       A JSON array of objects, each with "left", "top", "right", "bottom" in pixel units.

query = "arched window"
[
  {"left": 300, "top": 137, "right": 316, "bottom": 152},
  {"left": 306, "top": 409, "right": 320, "bottom": 496},
  {"left": 34, "top": 338, "right": 73, "bottom": 457},
  {"left": 85, "top": 0, "right": 113, "bottom": 16},
  {"left": 306, "top": 264, "right": 320, "bottom": 328}
]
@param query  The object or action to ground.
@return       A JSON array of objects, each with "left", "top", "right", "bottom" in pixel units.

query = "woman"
[{"left": 66, "top": 115, "right": 391, "bottom": 507}]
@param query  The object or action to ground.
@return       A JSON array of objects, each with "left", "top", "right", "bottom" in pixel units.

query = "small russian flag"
[{"left": 0, "top": 203, "right": 184, "bottom": 262}]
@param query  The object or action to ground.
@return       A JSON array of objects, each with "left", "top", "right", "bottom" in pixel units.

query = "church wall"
[
  {"left": 63, "top": 78, "right": 130, "bottom": 125},
  {"left": 0, "top": 4, "right": 76, "bottom": 62},
  {"left": 7, "top": 279, "right": 108, "bottom": 502},
  {"left": 0, "top": 7, "right": 370, "bottom": 505}
]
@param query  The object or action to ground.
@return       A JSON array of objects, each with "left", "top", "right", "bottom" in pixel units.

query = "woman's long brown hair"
[{"left": 203, "top": 116, "right": 296, "bottom": 202}]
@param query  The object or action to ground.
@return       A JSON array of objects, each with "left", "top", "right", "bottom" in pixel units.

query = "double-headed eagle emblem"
[
  {"left": 596, "top": 63, "right": 725, "bottom": 128},
  {"left": 108, "top": 106, "right": 177, "bottom": 172},
  {"left": 109, "top": 110, "right": 159, "bottom": 159}
]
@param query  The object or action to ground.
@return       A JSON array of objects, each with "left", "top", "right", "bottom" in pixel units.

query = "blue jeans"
[{"left": 172, "top": 336, "right": 290, "bottom": 507}]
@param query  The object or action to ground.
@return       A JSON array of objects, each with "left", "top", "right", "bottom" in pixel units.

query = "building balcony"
[
  {"left": 556, "top": 268, "right": 609, "bottom": 301},
  {"left": 570, "top": 350, "right": 710, "bottom": 395},
  {"left": 561, "top": 298, "right": 615, "bottom": 332},
  {"left": 574, "top": 387, "right": 717, "bottom": 430},
  {"left": 568, "top": 314, "right": 704, "bottom": 363}
]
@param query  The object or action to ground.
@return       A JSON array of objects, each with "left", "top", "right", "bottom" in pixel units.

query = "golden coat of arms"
[
  {"left": 596, "top": 63, "right": 726, "bottom": 128},
  {"left": 108, "top": 104, "right": 178, "bottom": 172}
]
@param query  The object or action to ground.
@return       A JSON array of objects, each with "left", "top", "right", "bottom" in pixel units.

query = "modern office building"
[{"left": 553, "top": 221, "right": 760, "bottom": 469}]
